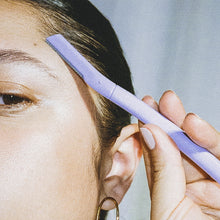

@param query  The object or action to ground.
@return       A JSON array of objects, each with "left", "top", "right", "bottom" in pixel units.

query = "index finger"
[{"left": 182, "top": 113, "right": 220, "bottom": 159}]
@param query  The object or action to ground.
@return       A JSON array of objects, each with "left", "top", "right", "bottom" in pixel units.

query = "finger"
[
  {"left": 186, "top": 180, "right": 220, "bottom": 219},
  {"left": 142, "top": 95, "right": 159, "bottom": 112},
  {"left": 141, "top": 143, "right": 153, "bottom": 192},
  {"left": 181, "top": 154, "right": 209, "bottom": 183},
  {"left": 139, "top": 95, "right": 159, "bottom": 191},
  {"left": 139, "top": 125, "right": 153, "bottom": 191},
  {"left": 140, "top": 124, "right": 186, "bottom": 219},
  {"left": 186, "top": 180, "right": 220, "bottom": 209},
  {"left": 159, "top": 92, "right": 209, "bottom": 182},
  {"left": 182, "top": 113, "right": 220, "bottom": 158},
  {"left": 159, "top": 90, "right": 186, "bottom": 127}
]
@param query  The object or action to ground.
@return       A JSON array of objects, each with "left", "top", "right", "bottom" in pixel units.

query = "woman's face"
[{"left": 0, "top": 1, "right": 101, "bottom": 219}]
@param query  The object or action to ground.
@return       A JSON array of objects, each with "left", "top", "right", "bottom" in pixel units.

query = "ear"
[{"left": 100, "top": 124, "right": 142, "bottom": 210}]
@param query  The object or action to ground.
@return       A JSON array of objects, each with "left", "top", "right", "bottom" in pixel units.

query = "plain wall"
[{"left": 90, "top": 1, "right": 220, "bottom": 219}]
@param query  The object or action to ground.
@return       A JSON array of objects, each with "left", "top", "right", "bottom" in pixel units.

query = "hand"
[{"left": 139, "top": 90, "right": 220, "bottom": 220}]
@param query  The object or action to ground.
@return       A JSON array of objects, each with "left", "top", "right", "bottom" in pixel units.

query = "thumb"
[{"left": 140, "top": 124, "right": 186, "bottom": 219}]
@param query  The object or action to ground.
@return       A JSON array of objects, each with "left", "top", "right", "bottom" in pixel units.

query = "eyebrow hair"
[{"left": 0, "top": 49, "right": 58, "bottom": 79}]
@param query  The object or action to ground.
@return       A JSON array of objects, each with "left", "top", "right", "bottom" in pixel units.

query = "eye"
[{"left": 0, "top": 94, "right": 31, "bottom": 106}]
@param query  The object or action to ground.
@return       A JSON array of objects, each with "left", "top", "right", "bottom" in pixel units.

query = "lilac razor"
[{"left": 46, "top": 34, "right": 220, "bottom": 183}]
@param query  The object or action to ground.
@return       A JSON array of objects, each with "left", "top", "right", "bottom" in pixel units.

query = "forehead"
[
  {"left": 0, "top": 1, "right": 40, "bottom": 43},
  {"left": 0, "top": 0, "right": 72, "bottom": 82}
]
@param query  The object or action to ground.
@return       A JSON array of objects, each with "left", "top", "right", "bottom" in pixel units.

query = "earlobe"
[{"left": 100, "top": 124, "right": 142, "bottom": 210}]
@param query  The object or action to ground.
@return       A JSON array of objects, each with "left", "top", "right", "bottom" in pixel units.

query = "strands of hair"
[{"left": 17, "top": 1, "right": 135, "bottom": 218}]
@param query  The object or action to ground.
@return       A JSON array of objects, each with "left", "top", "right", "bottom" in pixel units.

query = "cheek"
[{"left": 0, "top": 105, "right": 100, "bottom": 218}]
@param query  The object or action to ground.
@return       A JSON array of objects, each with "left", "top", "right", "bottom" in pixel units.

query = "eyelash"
[
  {"left": 0, "top": 81, "right": 37, "bottom": 115},
  {"left": 0, "top": 94, "right": 31, "bottom": 106}
]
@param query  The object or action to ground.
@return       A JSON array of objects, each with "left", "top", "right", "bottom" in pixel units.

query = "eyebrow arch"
[{"left": 0, "top": 49, "right": 58, "bottom": 80}]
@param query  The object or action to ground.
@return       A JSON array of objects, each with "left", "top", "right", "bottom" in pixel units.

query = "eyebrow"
[{"left": 0, "top": 49, "right": 58, "bottom": 80}]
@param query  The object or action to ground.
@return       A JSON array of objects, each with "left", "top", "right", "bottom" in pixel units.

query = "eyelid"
[
  {"left": 0, "top": 81, "right": 39, "bottom": 117},
  {"left": 0, "top": 80, "right": 38, "bottom": 103}
]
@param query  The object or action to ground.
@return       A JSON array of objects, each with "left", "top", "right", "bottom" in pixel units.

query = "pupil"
[{"left": 3, "top": 95, "right": 25, "bottom": 105}]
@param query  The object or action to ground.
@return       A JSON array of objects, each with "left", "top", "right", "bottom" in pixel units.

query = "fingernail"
[
  {"left": 140, "top": 128, "right": 155, "bottom": 150},
  {"left": 187, "top": 112, "right": 201, "bottom": 120},
  {"left": 192, "top": 113, "right": 201, "bottom": 119}
]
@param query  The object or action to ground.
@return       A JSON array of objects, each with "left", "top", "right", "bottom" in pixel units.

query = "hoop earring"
[{"left": 96, "top": 197, "right": 120, "bottom": 220}]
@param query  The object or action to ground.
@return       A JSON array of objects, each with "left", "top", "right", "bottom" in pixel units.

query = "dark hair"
[{"left": 18, "top": 0, "right": 134, "bottom": 218}]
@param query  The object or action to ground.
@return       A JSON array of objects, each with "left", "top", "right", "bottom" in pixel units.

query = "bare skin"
[
  {"left": 140, "top": 91, "right": 220, "bottom": 220},
  {"left": 2, "top": 1, "right": 219, "bottom": 220},
  {"left": 0, "top": 1, "right": 142, "bottom": 219}
]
